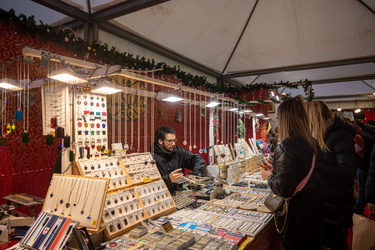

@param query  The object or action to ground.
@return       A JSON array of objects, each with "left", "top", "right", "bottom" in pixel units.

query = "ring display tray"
[{"left": 42, "top": 174, "right": 109, "bottom": 231}]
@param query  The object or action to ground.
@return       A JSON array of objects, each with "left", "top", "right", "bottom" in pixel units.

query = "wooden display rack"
[
  {"left": 86, "top": 153, "right": 176, "bottom": 239},
  {"left": 120, "top": 152, "right": 161, "bottom": 185},
  {"left": 75, "top": 156, "right": 133, "bottom": 192}
]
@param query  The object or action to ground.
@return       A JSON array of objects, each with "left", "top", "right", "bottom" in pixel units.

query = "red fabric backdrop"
[{"left": 0, "top": 20, "right": 269, "bottom": 215}]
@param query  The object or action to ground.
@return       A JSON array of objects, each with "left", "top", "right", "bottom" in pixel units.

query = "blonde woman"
[
  {"left": 306, "top": 100, "right": 357, "bottom": 250},
  {"left": 261, "top": 96, "right": 324, "bottom": 249}
]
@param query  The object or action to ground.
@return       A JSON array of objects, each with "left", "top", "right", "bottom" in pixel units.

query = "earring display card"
[
  {"left": 76, "top": 156, "right": 132, "bottom": 191},
  {"left": 135, "top": 180, "right": 176, "bottom": 218},
  {"left": 75, "top": 93, "right": 108, "bottom": 159},
  {"left": 102, "top": 181, "right": 176, "bottom": 239},
  {"left": 213, "top": 145, "right": 234, "bottom": 164},
  {"left": 42, "top": 174, "right": 109, "bottom": 230},
  {"left": 19, "top": 212, "right": 79, "bottom": 250},
  {"left": 102, "top": 188, "right": 147, "bottom": 238},
  {"left": 121, "top": 153, "right": 161, "bottom": 184}
]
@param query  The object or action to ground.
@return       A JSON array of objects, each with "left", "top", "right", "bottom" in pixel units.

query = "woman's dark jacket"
[
  {"left": 269, "top": 135, "right": 322, "bottom": 198},
  {"left": 365, "top": 145, "right": 375, "bottom": 204},
  {"left": 268, "top": 135, "right": 324, "bottom": 249},
  {"left": 151, "top": 143, "right": 206, "bottom": 193},
  {"left": 321, "top": 115, "right": 357, "bottom": 226}
]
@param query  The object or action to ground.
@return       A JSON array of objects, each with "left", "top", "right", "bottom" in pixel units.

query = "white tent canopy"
[{"left": 1, "top": 0, "right": 375, "bottom": 108}]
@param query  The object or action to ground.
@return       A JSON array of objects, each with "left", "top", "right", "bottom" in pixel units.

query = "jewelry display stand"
[
  {"left": 76, "top": 157, "right": 132, "bottom": 192},
  {"left": 42, "top": 174, "right": 109, "bottom": 230},
  {"left": 120, "top": 153, "right": 161, "bottom": 184},
  {"left": 213, "top": 144, "right": 233, "bottom": 164},
  {"left": 74, "top": 93, "right": 108, "bottom": 160},
  {"left": 75, "top": 154, "right": 175, "bottom": 239},
  {"left": 102, "top": 187, "right": 146, "bottom": 238},
  {"left": 135, "top": 180, "right": 175, "bottom": 219}
]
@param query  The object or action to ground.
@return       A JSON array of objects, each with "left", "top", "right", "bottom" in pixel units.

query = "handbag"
[
  {"left": 264, "top": 193, "right": 290, "bottom": 216},
  {"left": 352, "top": 213, "right": 375, "bottom": 250},
  {"left": 264, "top": 154, "right": 316, "bottom": 233}
]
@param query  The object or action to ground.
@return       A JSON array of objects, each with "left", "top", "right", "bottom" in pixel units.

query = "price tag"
[{"left": 143, "top": 177, "right": 152, "bottom": 183}]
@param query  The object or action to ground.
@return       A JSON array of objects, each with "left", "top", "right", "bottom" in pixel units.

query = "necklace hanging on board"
[
  {"left": 199, "top": 95, "right": 203, "bottom": 154},
  {"left": 183, "top": 91, "right": 188, "bottom": 146},
  {"left": 130, "top": 83, "right": 134, "bottom": 151},
  {"left": 193, "top": 93, "right": 197, "bottom": 149},
  {"left": 22, "top": 62, "right": 30, "bottom": 143},
  {"left": 137, "top": 82, "right": 141, "bottom": 153},
  {"left": 15, "top": 59, "right": 22, "bottom": 122},
  {"left": 189, "top": 93, "right": 192, "bottom": 151}
]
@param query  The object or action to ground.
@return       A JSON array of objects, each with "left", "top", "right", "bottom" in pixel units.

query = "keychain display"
[{"left": 75, "top": 93, "right": 108, "bottom": 159}]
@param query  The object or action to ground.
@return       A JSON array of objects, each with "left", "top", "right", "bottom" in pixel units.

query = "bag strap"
[
  {"left": 295, "top": 154, "right": 316, "bottom": 193},
  {"left": 274, "top": 154, "right": 316, "bottom": 234}
]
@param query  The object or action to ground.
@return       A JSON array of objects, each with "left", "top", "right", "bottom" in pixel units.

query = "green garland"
[{"left": 0, "top": 8, "right": 314, "bottom": 103}]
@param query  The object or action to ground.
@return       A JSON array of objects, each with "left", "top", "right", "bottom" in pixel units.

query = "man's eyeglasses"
[{"left": 164, "top": 139, "right": 177, "bottom": 143}]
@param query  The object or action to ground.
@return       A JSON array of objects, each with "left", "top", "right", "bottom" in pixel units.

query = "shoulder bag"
[{"left": 264, "top": 154, "right": 316, "bottom": 233}]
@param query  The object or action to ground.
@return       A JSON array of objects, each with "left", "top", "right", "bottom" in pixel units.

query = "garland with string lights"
[{"left": 0, "top": 8, "right": 314, "bottom": 103}]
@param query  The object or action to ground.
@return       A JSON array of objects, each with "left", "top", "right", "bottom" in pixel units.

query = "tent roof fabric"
[{"left": 1, "top": 0, "right": 375, "bottom": 103}]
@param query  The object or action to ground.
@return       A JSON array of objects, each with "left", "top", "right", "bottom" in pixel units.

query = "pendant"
[
  {"left": 80, "top": 210, "right": 84, "bottom": 215},
  {"left": 183, "top": 140, "right": 187, "bottom": 145},
  {"left": 15, "top": 109, "right": 22, "bottom": 121},
  {"left": 66, "top": 203, "right": 70, "bottom": 208}
]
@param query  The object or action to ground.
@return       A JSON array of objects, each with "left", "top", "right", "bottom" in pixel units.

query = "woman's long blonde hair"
[
  {"left": 277, "top": 95, "right": 317, "bottom": 155},
  {"left": 305, "top": 100, "right": 335, "bottom": 152}
]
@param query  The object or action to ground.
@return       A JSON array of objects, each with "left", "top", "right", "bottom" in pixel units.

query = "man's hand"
[
  {"left": 260, "top": 170, "right": 272, "bottom": 181},
  {"left": 169, "top": 168, "right": 184, "bottom": 183}
]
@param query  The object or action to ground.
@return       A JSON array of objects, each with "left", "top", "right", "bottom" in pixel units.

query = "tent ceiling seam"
[{"left": 221, "top": 0, "right": 259, "bottom": 76}]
